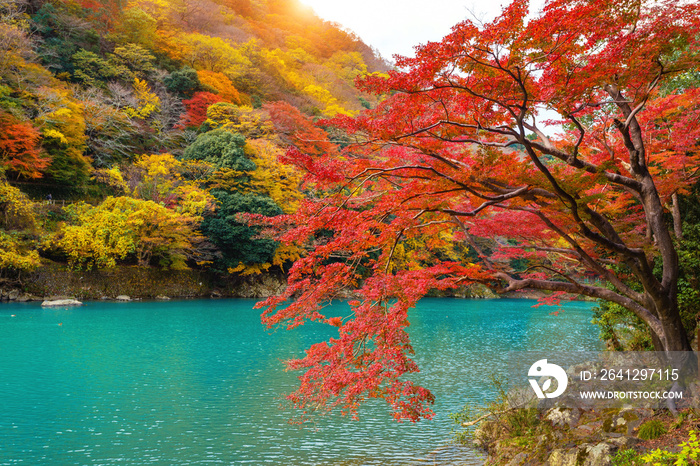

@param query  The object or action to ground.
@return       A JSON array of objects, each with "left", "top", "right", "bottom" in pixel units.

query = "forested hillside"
[{"left": 0, "top": 0, "right": 388, "bottom": 278}]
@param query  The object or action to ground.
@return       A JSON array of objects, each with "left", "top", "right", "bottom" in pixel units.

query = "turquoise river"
[{"left": 0, "top": 298, "right": 603, "bottom": 465}]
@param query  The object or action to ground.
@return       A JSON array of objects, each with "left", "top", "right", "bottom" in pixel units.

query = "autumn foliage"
[
  {"left": 3, "top": 0, "right": 700, "bottom": 427},
  {"left": 180, "top": 92, "right": 224, "bottom": 128},
  {"left": 1, "top": 0, "right": 389, "bottom": 282},
  {"left": 258, "top": 0, "right": 700, "bottom": 421},
  {"left": 0, "top": 112, "right": 50, "bottom": 179}
]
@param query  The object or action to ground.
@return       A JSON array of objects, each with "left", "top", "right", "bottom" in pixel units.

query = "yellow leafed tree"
[
  {"left": 0, "top": 231, "right": 40, "bottom": 274},
  {"left": 127, "top": 153, "right": 215, "bottom": 216},
  {"left": 124, "top": 78, "right": 160, "bottom": 119},
  {"left": 247, "top": 139, "right": 303, "bottom": 213},
  {"left": 0, "top": 178, "right": 38, "bottom": 231},
  {"left": 52, "top": 196, "right": 202, "bottom": 270}
]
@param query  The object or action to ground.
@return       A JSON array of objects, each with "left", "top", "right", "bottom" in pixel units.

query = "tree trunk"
[
  {"left": 652, "top": 281, "right": 689, "bottom": 353},
  {"left": 672, "top": 192, "right": 683, "bottom": 241},
  {"left": 659, "top": 314, "right": 692, "bottom": 351}
]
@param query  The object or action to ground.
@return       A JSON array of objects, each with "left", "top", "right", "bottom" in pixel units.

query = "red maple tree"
[
  {"left": 178, "top": 91, "right": 223, "bottom": 128},
  {"left": 259, "top": 0, "right": 700, "bottom": 421},
  {"left": 0, "top": 112, "right": 50, "bottom": 179}
]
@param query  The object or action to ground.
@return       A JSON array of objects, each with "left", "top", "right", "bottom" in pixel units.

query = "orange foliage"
[
  {"left": 0, "top": 112, "right": 50, "bottom": 179},
  {"left": 197, "top": 70, "right": 241, "bottom": 103}
]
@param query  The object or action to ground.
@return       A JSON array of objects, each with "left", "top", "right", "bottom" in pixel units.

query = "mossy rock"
[
  {"left": 621, "top": 411, "right": 638, "bottom": 422},
  {"left": 544, "top": 443, "right": 613, "bottom": 466},
  {"left": 602, "top": 412, "right": 628, "bottom": 435}
]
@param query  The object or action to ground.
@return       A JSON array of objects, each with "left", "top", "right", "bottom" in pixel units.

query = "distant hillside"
[
  {"left": 0, "top": 0, "right": 389, "bottom": 279},
  {"left": 1, "top": 0, "right": 388, "bottom": 185}
]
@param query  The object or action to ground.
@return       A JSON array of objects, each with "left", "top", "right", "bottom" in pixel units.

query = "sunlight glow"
[
  {"left": 299, "top": 0, "right": 506, "bottom": 59},
  {"left": 300, "top": 0, "right": 546, "bottom": 60}
]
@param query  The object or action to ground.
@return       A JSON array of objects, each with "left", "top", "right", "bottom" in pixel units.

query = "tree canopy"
[{"left": 258, "top": 0, "right": 700, "bottom": 422}]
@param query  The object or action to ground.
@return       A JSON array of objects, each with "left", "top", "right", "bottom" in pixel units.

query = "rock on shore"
[{"left": 41, "top": 298, "right": 83, "bottom": 307}]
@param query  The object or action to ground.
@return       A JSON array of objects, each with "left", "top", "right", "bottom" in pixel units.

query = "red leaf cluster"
[
  {"left": 178, "top": 92, "right": 223, "bottom": 128},
  {"left": 0, "top": 112, "right": 50, "bottom": 179}
]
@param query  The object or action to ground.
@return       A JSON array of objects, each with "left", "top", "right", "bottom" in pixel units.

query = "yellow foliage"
[
  {"left": 271, "top": 243, "right": 302, "bottom": 269},
  {"left": 0, "top": 232, "right": 40, "bottom": 272},
  {"left": 35, "top": 87, "right": 86, "bottom": 146},
  {"left": 124, "top": 78, "right": 160, "bottom": 119},
  {"left": 282, "top": 45, "right": 316, "bottom": 65},
  {"left": 33, "top": 85, "right": 90, "bottom": 183},
  {"left": 124, "top": 198, "right": 200, "bottom": 269},
  {"left": 46, "top": 108, "right": 72, "bottom": 118},
  {"left": 304, "top": 84, "right": 335, "bottom": 103},
  {"left": 302, "top": 84, "right": 351, "bottom": 116},
  {"left": 228, "top": 261, "right": 272, "bottom": 275},
  {"left": 323, "top": 102, "right": 353, "bottom": 117},
  {"left": 0, "top": 179, "right": 38, "bottom": 231},
  {"left": 162, "top": 33, "right": 251, "bottom": 77},
  {"left": 53, "top": 200, "right": 136, "bottom": 270},
  {"left": 247, "top": 139, "right": 303, "bottom": 213},
  {"left": 205, "top": 102, "right": 240, "bottom": 129},
  {"left": 106, "top": 166, "right": 126, "bottom": 184},
  {"left": 129, "top": 0, "right": 170, "bottom": 26},
  {"left": 126, "top": 153, "right": 215, "bottom": 215},
  {"left": 211, "top": 106, "right": 273, "bottom": 139},
  {"left": 42, "top": 128, "right": 69, "bottom": 144},
  {"left": 204, "top": 104, "right": 274, "bottom": 140},
  {"left": 134, "top": 152, "right": 181, "bottom": 179},
  {"left": 206, "top": 168, "right": 248, "bottom": 192},
  {"left": 175, "top": 185, "right": 213, "bottom": 217},
  {"left": 326, "top": 51, "right": 368, "bottom": 83},
  {"left": 228, "top": 244, "right": 302, "bottom": 275},
  {"left": 385, "top": 225, "right": 470, "bottom": 274},
  {"left": 52, "top": 196, "right": 202, "bottom": 270},
  {"left": 91, "top": 166, "right": 128, "bottom": 192}
]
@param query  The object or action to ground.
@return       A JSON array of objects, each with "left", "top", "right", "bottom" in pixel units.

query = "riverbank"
[
  {"left": 1, "top": 262, "right": 287, "bottom": 302},
  {"left": 472, "top": 404, "right": 700, "bottom": 465},
  {"left": 1, "top": 262, "right": 580, "bottom": 303}
]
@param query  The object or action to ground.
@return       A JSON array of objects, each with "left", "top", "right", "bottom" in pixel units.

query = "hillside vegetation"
[{"left": 0, "top": 0, "right": 388, "bottom": 280}]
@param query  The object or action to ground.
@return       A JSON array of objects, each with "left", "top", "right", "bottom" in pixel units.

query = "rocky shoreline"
[{"left": 469, "top": 363, "right": 700, "bottom": 465}]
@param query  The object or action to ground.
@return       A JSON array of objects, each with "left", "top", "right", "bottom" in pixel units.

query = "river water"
[{"left": 0, "top": 298, "right": 602, "bottom": 465}]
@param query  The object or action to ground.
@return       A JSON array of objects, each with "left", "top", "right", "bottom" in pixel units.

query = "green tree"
[
  {"left": 595, "top": 186, "right": 700, "bottom": 350},
  {"left": 164, "top": 66, "right": 202, "bottom": 98},
  {"left": 181, "top": 128, "right": 255, "bottom": 171},
  {"left": 112, "top": 44, "right": 157, "bottom": 79},
  {"left": 201, "top": 190, "right": 282, "bottom": 270},
  {"left": 71, "top": 49, "right": 130, "bottom": 87}
]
